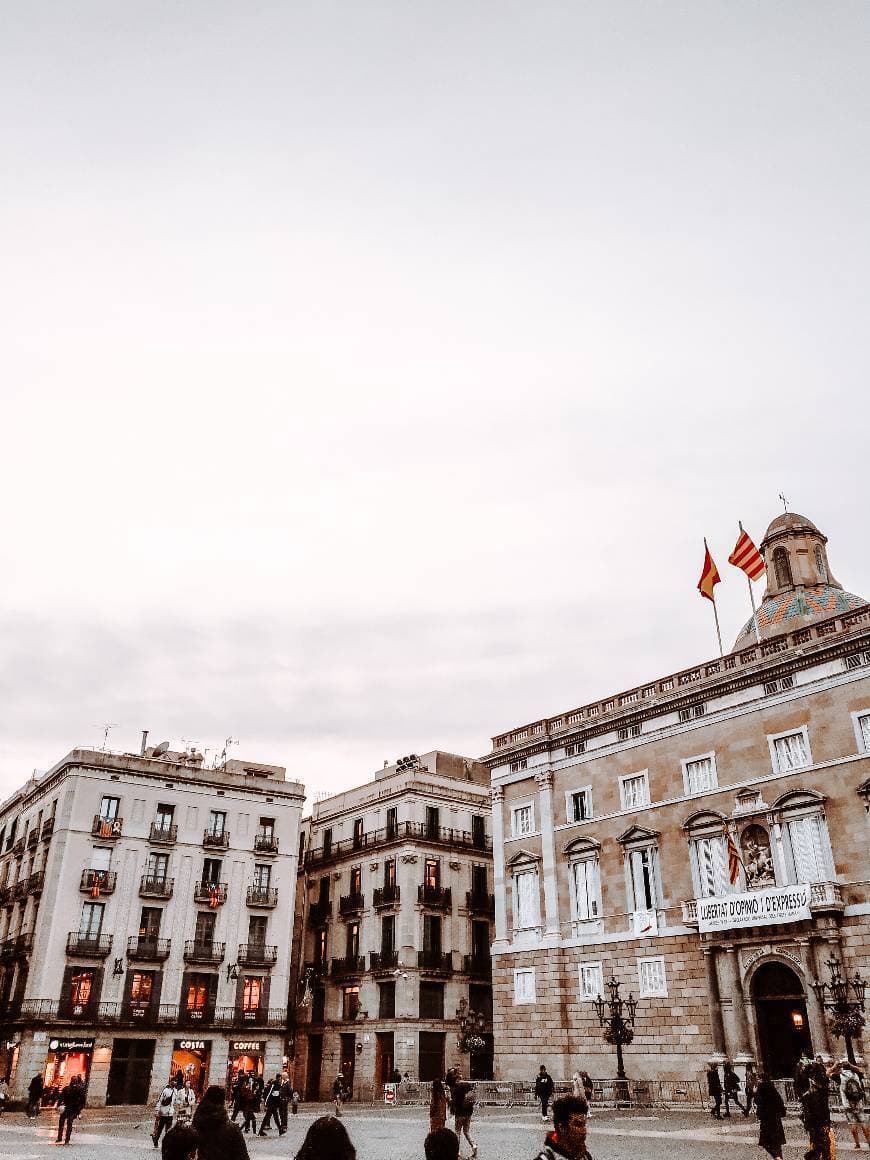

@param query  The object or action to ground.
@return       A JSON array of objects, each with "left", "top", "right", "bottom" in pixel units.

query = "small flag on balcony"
[
  {"left": 728, "top": 528, "right": 765, "bottom": 581},
  {"left": 209, "top": 885, "right": 220, "bottom": 909},
  {"left": 726, "top": 830, "right": 742, "bottom": 886},
  {"left": 99, "top": 819, "right": 113, "bottom": 838},
  {"left": 90, "top": 879, "right": 101, "bottom": 899}
]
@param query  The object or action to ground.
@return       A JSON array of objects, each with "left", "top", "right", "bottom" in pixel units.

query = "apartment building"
[
  {"left": 0, "top": 744, "right": 304, "bottom": 1105},
  {"left": 293, "top": 752, "right": 494, "bottom": 1098},
  {"left": 484, "top": 512, "right": 870, "bottom": 1081}
]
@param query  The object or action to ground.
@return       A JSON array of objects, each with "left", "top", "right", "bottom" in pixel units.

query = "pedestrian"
[
  {"left": 753, "top": 1072, "right": 786, "bottom": 1160},
  {"left": 831, "top": 1058, "right": 870, "bottom": 1150},
  {"left": 426, "top": 1128, "right": 460, "bottom": 1160},
  {"left": 191, "top": 1085, "right": 249, "bottom": 1160},
  {"left": 239, "top": 1077, "right": 258, "bottom": 1135},
  {"left": 56, "top": 1074, "right": 86, "bottom": 1146},
  {"left": 0, "top": 1076, "right": 8, "bottom": 1114},
  {"left": 724, "top": 1061, "right": 747, "bottom": 1117},
  {"left": 291, "top": 1087, "right": 300, "bottom": 1116},
  {"left": 162, "top": 1124, "right": 200, "bottom": 1160},
  {"left": 707, "top": 1063, "right": 723, "bottom": 1120},
  {"left": 389, "top": 1068, "right": 402, "bottom": 1086},
  {"left": 278, "top": 1073, "right": 293, "bottom": 1131},
  {"left": 153, "top": 1078, "right": 178, "bottom": 1147},
  {"left": 446, "top": 1067, "right": 477, "bottom": 1160},
  {"left": 745, "top": 1065, "right": 759, "bottom": 1115},
  {"left": 258, "top": 1073, "right": 285, "bottom": 1136},
  {"left": 430, "top": 1077, "right": 449, "bottom": 1133},
  {"left": 293, "top": 1114, "right": 356, "bottom": 1160},
  {"left": 580, "top": 1073, "right": 594, "bottom": 1105},
  {"left": 26, "top": 1073, "right": 44, "bottom": 1118},
  {"left": 229, "top": 1073, "right": 246, "bottom": 1123},
  {"left": 801, "top": 1070, "right": 835, "bottom": 1160},
  {"left": 173, "top": 1078, "right": 197, "bottom": 1127},
  {"left": 333, "top": 1072, "right": 346, "bottom": 1117},
  {"left": 532, "top": 1094, "right": 592, "bottom": 1160},
  {"left": 536, "top": 1065, "right": 556, "bottom": 1122}
]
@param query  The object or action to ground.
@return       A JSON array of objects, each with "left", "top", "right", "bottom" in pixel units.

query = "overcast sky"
[{"left": 2, "top": 2, "right": 869, "bottom": 799}]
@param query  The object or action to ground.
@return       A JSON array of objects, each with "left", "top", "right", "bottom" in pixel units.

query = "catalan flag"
[
  {"left": 726, "top": 829, "right": 742, "bottom": 886},
  {"left": 697, "top": 541, "right": 721, "bottom": 603},
  {"left": 728, "top": 527, "right": 765, "bottom": 581}
]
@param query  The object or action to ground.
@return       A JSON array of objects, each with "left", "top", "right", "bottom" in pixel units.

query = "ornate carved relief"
[
  {"left": 400, "top": 854, "right": 418, "bottom": 864},
  {"left": 535, "top": 770, "right": 554, "bottom": 791}
]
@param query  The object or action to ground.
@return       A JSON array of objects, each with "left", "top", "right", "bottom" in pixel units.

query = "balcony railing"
[
  {"left": 306, "top": 820, "right": 493, "bottom": 867},
  {"left": 140, "top": 875, "right": 174, "bottom": 899},
  {"left": 27, "top": 831, "right": 38, "bottom": 850},
  {"left": 0, "top": 885, "right": 11, "bottom": 905},
  {"left": 66, "top": 932, "right": 113, "bottom": 957},
  {"left": 127, "top": 935, "right": 171, "bottom": 961},
  {"left": 462, "top": 954, "right": 493, "bottom": 979},
  {"left": 1, "top": 932, "right": 33, "bottom": 960},
  {"left": 91, "top": 815, "right": 123, "bottom": 839},
  {"left": 246, "top": 886, "right": 278, "bottom": 908},
  {"left": 418, "top": 885, "right": 452, "bottom": 910},
  {"left": 370, "top": 950, "right": 399, "bottom": 974},
  {"left": 79, "top": 869, "right": 117, "bottom": 895},
  {"left": 12, "top": 837, "right": 24, "bottom": 856},
  {"left": 308, "top": 900, "right": 332, "bottom": 927},
  {"left": 6, "top": 1001, "right": 285, "bottom": 1029},
  {"left": 331, "top": 955, "right": 365, "bottom": 978},
  {"left": 213, "top": 1005, "right": 289, "bottom": 1029},
  {"left": 339, "top": 892, "right": 365, "bottom": 916},
  {"left": 417, "top": 950, "right": 453, "bottom": 975},
  {"left": 149, "top": 822, "right": 178, "bottom": 845},
  {"left": 179, "top": 1004, "right": 216, "bottom": 1026},
  {"left": 183, "top": 939, "right": 226, "bottom": 964},
  {"left": 202, "top": 829, "right": 230, "bottom": 848},
  {"left": 237, "top": 943, "right": 278, "bottom": 967},
  {"left": 193, "top": 881, "right": 228, "bottom": 906},
  {"left": 41, "top": 817, "right": 55, "bottom": 840},
  {"left": 27, "top": 870, "right": 45, "bottom": 896},
  {"left": 13, "top": 879, "right": 28, "bottom": 900},
  {"left": 373, "top": 885, "right": 400, "bottom": 909},
  {"left": 254, "top": 834, "right": 279, "bottom": 854},
  {"left": 466, "top": 891, "right": 495, "bottom": 918}
]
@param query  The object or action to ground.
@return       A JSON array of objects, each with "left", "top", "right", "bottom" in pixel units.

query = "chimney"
[{"left": 140, "top": 730, "right": 149, "bottom": 756}]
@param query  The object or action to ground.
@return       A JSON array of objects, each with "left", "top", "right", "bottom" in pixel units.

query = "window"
[
  {"left": 618, "top": 724, "right": 642, "bottom": 741},
  {"left": 511, "top": 802, "right": 534, "bottom": 838},
  {"left": 385, "top": 807, "right": 398, "bottom": 840},
  {"left": 130, "top": 971, "right": 154, "bottom": 1009},
  {"left": 773, "top": 546, "right": 793, "bottom": 588},
  {"left": 349, "top": 866, "right": 362, "bottom": 895},
  {"left": 694, "top": 835, "right": 730, "bottom": 898},
  {"left": 79, "top": 902, "right": 104, "bottom": 938},
  {"left": 424, "top": 858, "right": 439, "bottom": 889},
  {"left": 683, "top": 754, "right": 717, "bottom": 794},
  {"left": 510, "top": 758, "right": 528, "bottom": 773},
  {"left": 472, "top": 815, "right": 486, "bottom": 849},
  {"left": 514, "top": 967, "right": 536, "bottom": 1005},
  {"left": 566, "top": 741, "right": 585, "bottom": 757},
  {"left": 186, "top": 974, "right": 210, "bottom": 1012},
  {"left": 853, "top": 711, "right": 870, "bottom": 753},
  {"left": 567, "top": 788, "right": 592, "bottom": 822},
  {"left": 99, "top": 796, "right": 120, "bottom": 821},
  {"left": 570, "top": 858, "right": 600, "bottom": 922},
  {"left": 318, "top": 876, "right": 330, "bottom": 905},
  {"left": 146, "top": 852, "right": 169, "bottom": 883},
  {"left": 322, "top": 827, "right": 333, "bottom": 857},
  {"left": 625, "top": 845, "right": 661, "bottom": 925},
  {"left": 513, "top": 868, "right": 539, "bottom": 931},
  {"left": 379, "top": 981, "right": 396, "bottom": 1019},
  {"left": 253, "top": 864, "right": 271, "bottom": 890},
  {"left": 352, "top": 818, "right": 364, "bottom": 849},
  {"left": 815, "top": 546, "right": 827, "bottom": 581},
  {"left": 383, "top": 858, "right": 396, "bottom": 890},
  {"left": 342, "top": 985, "right": 360, "bottom": 1021},
  {"left": 201, "top": 858, "right": 222, "bottom": 885},
  {"left": 638, "top": 957, "right": 667, "bottom": 997},
  {"left": 620, "top": 773, "right": 650, "bottom": 811},
  {"left": 579, "top": 963, "right": 603, "bottom": 1000},
  {"left": 90, "top": 846, "right": 112, "bottom": 871},
  {"left": 207, "top": 810, "right": 226, "bottom": 837},
  {"left": 257, "top": 817, "right": 275, "bottom": 839},
  {"left": 770, "top": 729, "right": 811, "bottom": 773},
  {"left": 346, "top": 922, "right": 360, "bottom": 959},
  {"left": 248, "top": 915, "right": 267, "bottom": 945},
  {"left": 139, "top": 907, "right": 162, "bottom": 938},
  {"left": 194, "top": 912, "right": 216, "bottom": 945},
  {"left": 155, "top": 803, "right": 174, "bottom": 832},
  {"left": 242, "top": 977, "right": 263, "bottom": 1011},
  {"left": 419, "top": 981, "right": 445, "bottom": 1019},
  {"left": 423, "top": 914, "right": 442, "bottom": 955},
  {"left": 381, "top": 914, "right": 395, "bottom": 955},
  {"left": 70, "top": 969, "right": 95, "bottom": 1008},
  {"left": 788, "top": 815, "right": 830, "bottom": 883},
  {"left": 472, "top": 920, "right": 490, "bottom": 959},
  {"left": 471, "top": 863, "right": 488, "bottom": 896},
  {"left": 426, "top": 807, "right": 440, "bottom": 838},
  {"left": 314, "top": 928, "right": 328, "bottom": 967}
]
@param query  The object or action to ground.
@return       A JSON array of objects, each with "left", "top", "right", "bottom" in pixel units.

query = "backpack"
[
  {"left": 160, "top": 1088, "right": 174, "bottom": 1109},
  {"left": 844, "top": 1075, "right": 865, "bottom": 1105}
]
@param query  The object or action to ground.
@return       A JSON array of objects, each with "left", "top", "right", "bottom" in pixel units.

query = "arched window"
[
  {"left": 564, "top": 838, "right": 602, "bottom": 930},
  {"left": 773, "top": 546, "right": 793, "bottom": 588},
  {"left": 815, "top": 545, "right": 827, "bottom": 581}
]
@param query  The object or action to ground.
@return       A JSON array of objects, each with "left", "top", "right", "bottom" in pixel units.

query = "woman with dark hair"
[
  {"left": 430, "top": 1077, "right": 448, "bottom": 1132},
  {"left": 753, "top": 1072, "right": 787, "bottom": 1160},
  {"left": 294, "top": 1115, "right": 356, "bottom": 1160},
  {"left": 191, "top": 1085, "right": 249, "bottom": 1160}
]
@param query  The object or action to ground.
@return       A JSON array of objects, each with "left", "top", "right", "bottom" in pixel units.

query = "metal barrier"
[{"left": 365, "top": 1078, "right": 710, "bottom": 1109}]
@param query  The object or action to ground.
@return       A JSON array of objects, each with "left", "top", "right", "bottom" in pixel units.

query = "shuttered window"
[
  {"left": 695, "top": 836, "right": 730, "bottom": 898},
  {"left": 571, "top": 859, "right": 600, "bottom": 921},
  {"left": 788, "top": 815, "right": 828, "bottom": 883}
]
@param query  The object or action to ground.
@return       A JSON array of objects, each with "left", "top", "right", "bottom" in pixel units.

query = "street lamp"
[
  {"left": 456, "top": 998, "right": 487, "bottom": 1054},
  {"left": 592, "top": 977, "right": 639, "bottom": 1081},
  {"left": 811, "top": 956, "right": 867, "bottom": 1065}
]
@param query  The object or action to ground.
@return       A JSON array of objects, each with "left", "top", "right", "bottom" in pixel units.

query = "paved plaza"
[{"left": 0, "top": 1104, "right": 821, "bottom": 1160}]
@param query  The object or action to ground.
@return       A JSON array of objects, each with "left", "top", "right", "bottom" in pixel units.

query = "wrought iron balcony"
[
  {"left": 3, "top": 932, "right": 34, "bottom": 959},
  {"left": 214, "top": 1005, "right": 288, "bottom": 1029},
  {"left": 41, "top": 817, "right": 55, "bottom": 840},
  {"left": 465, "top": 890, "right": 495, "bottom": 918},
  {"left": 370, "top": 950, "right": 399, "bottom": 975},
  {"left": 13, "top": 878, "right": 27, "bottom": 900},
  {"left": 237, "top": 943, "right": 278, "bottom": 967},
  {"left": 246, "top": 885, "right": 278, "bottom": 908},
  {"left": 331, "top": 955, "right": 365, "bottom": 978},
  {"left": 202, "top": 829, "right": 230, "bottom": 849},
  {"left": 306, "top": 820, "right": 493, "bottom": 868},
  {"left": 91, "top": 815, "right": 123, "bottom": 838},
  {"left": 373, "top": 885, "right": 400, "bottom": 909},
  {"left": 462, "top": 954, "right": 493, "bottom": 980},
  {"left": 12, "top": 837, "right": 24, "bottom": 856},
  {"left": 0, "top": 885, "right": 11, "bottom": 905},
  {"left": 140, "top": 875, "right": 174, "bottom": 899},
  {"left": 193, "top": 881, "right": 228, "bottom": 906},
  {"left": 339, "top": 892, "right": 365, "bottom": 916},
  {"left": 417, "top": 950, "right": 453, "bottom": 975},
  {"left": 66, "top": 932, "right": 113, "bottom": 957},
  {"left": 418, "top": 885, "right": 452, "bottom": 910},
  {"left": 27, "top": 870, "right": 45, "bottom": 896},
  {"left": 183, "top": 939, "right": 226, "bottom": 964},
  {"left": 308, "top": 900, "right": 332, "bottom": 927},
  {"left": 27, "top": 831, "right": 38, "bottom": 850},
  {"left": 179, "top": 1004, "right": 216, "bottom": 1026},
  {"left": 127, "top": 935, "right": 171, "bottom": 961},
  {"left": 254, "top": 834, "right": 279, "bottom": 855},
  {"left": 149, "top": 822, "right": 178, "bottom": 845}
]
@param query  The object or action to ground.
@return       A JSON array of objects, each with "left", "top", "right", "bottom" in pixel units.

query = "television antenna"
[{"left": 94, "top": 723, "right": 120, "bottom": 751}]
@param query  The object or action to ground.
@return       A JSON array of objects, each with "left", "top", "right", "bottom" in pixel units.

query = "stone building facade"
[
  {"left": 0, "top": 744, "right": 304, "bottom": 1105},
  {"left": 484, "top": 513, "right": 870, "bottom": 1081},
  {"left": 293, "top": 751, "right": 494, "bottom": 1099}
]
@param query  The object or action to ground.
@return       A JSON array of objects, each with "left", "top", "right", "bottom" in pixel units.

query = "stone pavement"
[{"left": 0, "top": 1104, "right": 821, "bottom": 1160}]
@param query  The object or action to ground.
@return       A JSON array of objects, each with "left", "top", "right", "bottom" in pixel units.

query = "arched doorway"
[{"left": 751, "top": 961, "right": 812, "bottom": 1078}]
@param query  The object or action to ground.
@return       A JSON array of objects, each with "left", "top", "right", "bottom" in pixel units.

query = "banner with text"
[{"left": 697, "top": 883, "right": 812, "bottom": 933}]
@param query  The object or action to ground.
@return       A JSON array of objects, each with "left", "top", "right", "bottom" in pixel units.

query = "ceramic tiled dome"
[{"left": 735, "top": 585, "right": 866, "bottom": 649}]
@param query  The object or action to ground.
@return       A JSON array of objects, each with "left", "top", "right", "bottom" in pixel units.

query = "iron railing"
[
  {"left": 202, "top": 829, "right": 230, "bottom": 848},
  {"left": 369, "top": 950, "right": 399, "bottom": 974},
  {"left": 183, "top": 939, "right": 225, "bottom": 964},
  {"left": 254, "top": 834, "right": 279, "bottom": 854},
  {"left": 418, "top": 885, "right": 452, "bottom": 909},
  {"left": 417, "top": 950, "right": 453, "bottom": 974},
  {"left": 91, "top": 815, "right": 123, "bottom": 838},
  {"left": 339, "top": 893, "right": 365, "bottom": 915},
  {"left": 193, "top": 881, "right": 228, "bottom": 905},
  {"left": 66, "top": 932, "right": 113, "bottom": 957},
  {"left": 127, "top": 935, "right": 171, "bottom": 961},
  {"left": 306, "top": 820, "right": 492, "bottom": 867},
  {"left": 373, "top": 886, "right": 400, "bottom": 908},
  {"left": 140, "top": 875, "right": 174, "bottom": 899},
  {"left": 331, "top": 955, "right": 365, "bottom": 978},
  {"left": 246, "top": 886, "right": 278, "bottom": 907},
  {"left": 237, "top": 943, "right": 278, "bottom": 967},
  {"left": 79, "top": 869, "right": 117, "bottom": 894},
  {"left": 466, "top": 890, "right": 495, "bottom": 917},
  {"left": 149, "top": 822, "right": 178, "bottom": 844}
]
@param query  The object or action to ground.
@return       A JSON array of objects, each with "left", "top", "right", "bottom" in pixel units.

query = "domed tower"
[{"left": 733, "top": 511, "right": 866, "bottom": 650}]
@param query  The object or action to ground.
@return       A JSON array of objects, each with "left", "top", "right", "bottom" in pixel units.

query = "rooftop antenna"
[
  {"left": 220, "top": 736, "right": 239, "bottom": 768},
  {"left": 94, "top": 723, "right": 120, "bottom": 751},
  {"left": 778, "top": 492, "right": 790, "bottom": 513}
]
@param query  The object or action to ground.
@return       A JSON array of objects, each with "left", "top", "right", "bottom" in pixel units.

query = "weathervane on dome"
[{"left": 778, "top": 492, "right": 790, "bottom": 513}]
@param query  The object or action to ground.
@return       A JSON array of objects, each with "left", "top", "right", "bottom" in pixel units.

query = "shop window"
[
  {"left": 513, "top": 967, "right": 536, "bottom": 1005},
  {"left": 682, "top": 754, "right": 717, "bottom": 794},
  {"left": 419, "top": 981, "right": 444, "bottom": 1019},
  {"left": 579, "top": 962, "right": 603, "bottom": 1000},
  {"left": 342, "top": 986, "right": 360, "bottom": 1021}
]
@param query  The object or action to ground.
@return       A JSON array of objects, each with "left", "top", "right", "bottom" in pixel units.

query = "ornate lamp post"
[
  {"left": 455, "top": 998, "right": 487, "bottom": 1055},
  {"left": 593, "top": 976, "right": 639, "bottom": 1081},
  {"left": 811, "top": 956, "right": 867, "bottom": 1065}
]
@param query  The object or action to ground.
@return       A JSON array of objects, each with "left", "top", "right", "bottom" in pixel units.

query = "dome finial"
[{"left": 778, "top": 491, "right": 790, "bottom": 513}]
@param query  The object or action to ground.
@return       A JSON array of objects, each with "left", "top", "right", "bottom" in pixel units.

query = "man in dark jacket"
[
  {"left": 706, "top": 1064, "right": 723, "bottom": 1119},
  {"left": 278, "top": 1074, "right": 293, "bottom": 1131},
  {"left": 192, "top": 1085, "right": 249, "bottom": 1160},
  {"left": 56, "top": 1075, "right": 87, "bottom": 1145},
  {"left": 801, "top": 1074, "right": 834, "bottom": 1160},
  {"left": 258, "top": 1074, "right": 284, "bottom": 1136},
  {"left": 533, "top": 1094, "right": 592, "bottom": 1160},
  {"left": 723, "top": 1061, "right": 747, "bottom": 1117},
  {"left": 27, "top": 1073, "right": 44, "bottom": 1118},
  {"left": 536, "top": 1066, "right": 556, "bottom": 1122}
]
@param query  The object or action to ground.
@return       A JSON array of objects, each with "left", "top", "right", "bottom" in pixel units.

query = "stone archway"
[{"left": 750, "top": 960, "right": 812, "bottom": 1079}]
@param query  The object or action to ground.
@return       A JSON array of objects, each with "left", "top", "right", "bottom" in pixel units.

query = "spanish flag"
[{"left": 697, "top": 541, "right": 721, "bottom": 603}]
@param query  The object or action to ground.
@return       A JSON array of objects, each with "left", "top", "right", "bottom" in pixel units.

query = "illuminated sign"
[
  {"left": 230, "top": 1041, "right": 265, "bottom": 1053},
  {"left": 49, "top": 1038, "right": 95, "bottom": 1052},
  {"left": 175, "top": 1040, "right": 209, "bottom": 1051}
]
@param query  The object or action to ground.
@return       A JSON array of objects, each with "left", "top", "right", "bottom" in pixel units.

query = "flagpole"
[
  {"left": 711, "top": 595, "right": 724, "bottom": 658},
  {"left": 739, "top": 520, "right": 762, "bottom": 645}
]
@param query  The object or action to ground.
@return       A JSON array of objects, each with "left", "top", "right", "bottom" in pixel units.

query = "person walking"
[
  {"left": 173, "top": 1078, "right": 197, "bottom": 1127},
  {"left": 707, "top": 1063, "right": 723, "bottom": 1120},
  {"left": 724, "top": 1061, "right": 747, "bottom": 1117},
  {"left": 536, "top": 1066, "right": 556, "bottom": 1122},
  {"left": 0, "top": 1077, "right": 8, "bottom": 1115},
  {"left": 27, "top": 1073, "right": 44, "bottom": 1118},
  {"left": 430, "top": 1076, "right": 448, "bottom": 1133},
  {"left": 278, "top": 1074, "right": 292, "bottom": 1131},
  {"left": 745, "top": 1065, "right": 759, "bottom": 1115},
  {"left": 258, "top": 1073, "right": 285, "bottom": 1136},
  {"left": 293, "top": 1115, "right": 356, "bottom": 1160},
  {"left": 446, "top": 1068, "right": 477, "bottom": 1160},
  {"left": 532, "top": 1094, "right": 592, "bottom": 1160},
  {"left": 831, "top": 1058, "right": 870, "bottom": 1150},
  {"left": 239, "top": 1076, "right": 258, "bottom": 1136},
  {"left": 56, "top": 1074, "right": 86, "bottom": 1146},
  {"left": 153, "top": 1078, "right": 178, "bottom": 1147},
  {"left": 230, "top": 1073, "right": 246, "bottom": 1123},
  {"left": 801, "top": 1070, "right": 835, "bottom": 1160},
  {"left": 333, "top": 1072, "right": 346, "bottom": 1117},
  {"left": 191, "top": 1085, "right": 249, "bottom": 1160},
  {"left": 753, "top": 1072, "right": 787, "bottom": 1160}
]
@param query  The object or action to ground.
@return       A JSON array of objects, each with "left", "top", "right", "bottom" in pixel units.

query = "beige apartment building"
[
  {"left": 484, "top": 512, "right": 870, "bottom": 1082},
  {"left": 293, "top": 752, "right": 494, "bottom": 1099},
  {"left": 0, "top": 743, "right": 304, "bottom": 1105}
]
